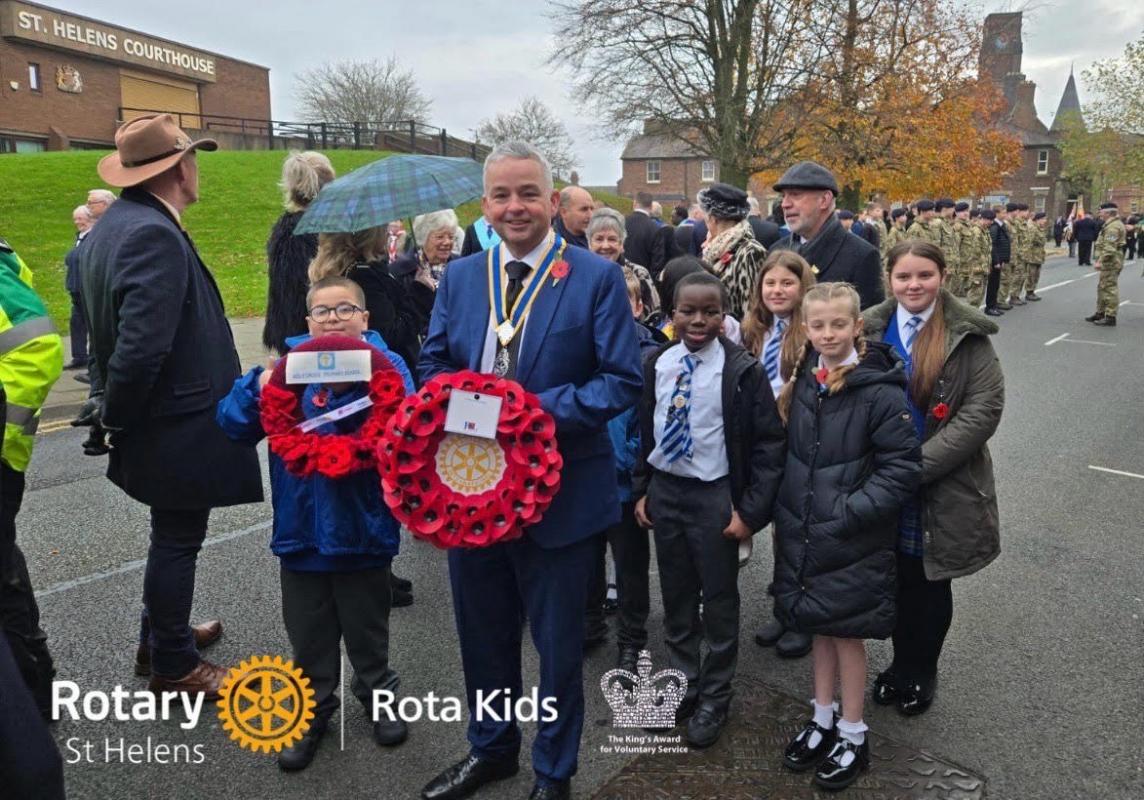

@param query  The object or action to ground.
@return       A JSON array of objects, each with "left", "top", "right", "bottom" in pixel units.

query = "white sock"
[
  {"left": 805, "top": 701, "right": 835, "bottom": 749},
  {"left": 834, "top": 720, "right": 867, "bottom": 767}
]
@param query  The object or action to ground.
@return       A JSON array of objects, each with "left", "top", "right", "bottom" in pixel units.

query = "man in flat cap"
[
  {"left": 1089, "top": 203, "right": 1126, "bottom": 326},
  {"left": 78, "top": 114, "right": 262, "bottom": 698},
  {"left": 768, "top": 162, "right": 883, "bottom": 310}
]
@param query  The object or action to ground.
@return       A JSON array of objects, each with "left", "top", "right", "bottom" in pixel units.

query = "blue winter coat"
[
  {"left": 216, "top": 331, "right": 414, "bottom": 566},
  {"left": 607, "top": 322, "right": 664, "bottom": 502}
]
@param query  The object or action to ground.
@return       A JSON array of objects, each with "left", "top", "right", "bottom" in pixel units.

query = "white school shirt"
[
  {"left": 759, "top": 315, "right": 792, "bottom": 398},
  {"left": 648, "top": 338, "right": 729, "bottom": 481},
  {"left": 479, "top": 233, "right": 554, "bottom": 373},
  {"left": 894, "top": 301, "right": 937, "bottom": 355},
  {"left": 816, "top": 348, "right": 860, "bottom": 371}
]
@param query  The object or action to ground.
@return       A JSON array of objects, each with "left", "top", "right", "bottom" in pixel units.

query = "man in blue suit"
[{"left": 419, "top": 142, "right": 642, "bottom": 800}]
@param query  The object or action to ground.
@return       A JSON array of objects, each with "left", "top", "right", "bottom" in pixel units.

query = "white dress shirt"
[
  {"left": 759, "top": 315, "right": 791, "bottom": 398},
  {"left": 817, "top": 348, "right": 860, "bottom": 372},
  {"left": 479, "top": 232, "right": 554, "bottom": 373},
  {"left": 894, "top": 301, "right": 937, "bottom": 355},
  {"left": 648, "top": 338, "right": 729, "bottom": 481}
]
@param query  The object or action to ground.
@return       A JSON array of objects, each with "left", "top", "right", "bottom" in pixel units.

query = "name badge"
[
  {"left": 286, "top": 351, "right": 371, "bottom": 384},
  {"left": 444, "top": 392, "right": 503, "bottom": 440}
]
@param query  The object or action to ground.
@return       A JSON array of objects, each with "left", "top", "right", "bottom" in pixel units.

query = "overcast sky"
[{"left": 58, "top": 1, "right": 1144, "bottom": 186}]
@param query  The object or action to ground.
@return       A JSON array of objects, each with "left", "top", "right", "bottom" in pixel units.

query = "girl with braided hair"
[{"left": 772, "top": 282, "right": 921, "bottom": 791}]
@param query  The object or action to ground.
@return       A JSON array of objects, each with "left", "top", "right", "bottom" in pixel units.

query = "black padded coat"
[{"left": 772, "top": 342, "right": 921, "bottom": 639}]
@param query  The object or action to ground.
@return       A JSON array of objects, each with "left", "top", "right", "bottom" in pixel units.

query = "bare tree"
[
  {"left": 549, "top": 0, "right": 816, "bottom": 186},
  {"left": 294, "top": 57, "right": 432, "bottom": 126},
  {"left": 476, "top": 97, "right": 578, "bottom": 176}
]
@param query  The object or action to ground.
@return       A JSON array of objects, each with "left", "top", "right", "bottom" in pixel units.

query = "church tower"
[
  {"left": 1051, "top": 68, "right": 1085, "bottom": 132},
  {"left": 979, "top": 12, "right": 1025, "bottom": 95}
]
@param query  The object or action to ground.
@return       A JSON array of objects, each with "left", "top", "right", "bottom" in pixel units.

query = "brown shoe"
[
  {"left": 135, "top": 620, "right": 224, "bottom": 676},
  {"left": 147, "top": 659, "right": 228, "bottom": 701}
]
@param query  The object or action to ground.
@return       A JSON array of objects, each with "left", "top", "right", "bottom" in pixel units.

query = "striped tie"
[
  {"left": 660, "top": 353, "right": 700, "bottom": 463},
  {"left": 763, "top": 318, "right": 785, "bottom": 383},
  {"left": 905, "top": 315, "right": 923, "bottom": 353}
]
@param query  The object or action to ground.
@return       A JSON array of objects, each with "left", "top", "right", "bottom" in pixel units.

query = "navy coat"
[
  {"left": 770, "top": 217, "right": 885, "bottom": 309},
  {"left": 78, "top": 187, "right": 263, "bottom": 509}
]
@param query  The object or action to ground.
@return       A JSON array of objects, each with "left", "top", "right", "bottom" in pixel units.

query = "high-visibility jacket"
[{"left": 0, "top": 237, "right": 63, "bottom": 472}]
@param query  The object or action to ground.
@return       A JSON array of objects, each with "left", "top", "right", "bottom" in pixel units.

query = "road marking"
[
  {"left": 38, "top": 419, "right": 76, "bottom": 435},
  {"left": 1036, "top": 278, "right": 1076, "bottom": 292},
  {"left": 1060, "top": 339, "right": 1116, "bottom": 347},
  {"left": 38, "top": 520, "right": 272, "bottom": 597},
  {"left": 1044, "top": 333, "right": 1070, "bottom": 346},
  {"left": 1089, "top": 465, "right": 1144, "bottom": 481}
]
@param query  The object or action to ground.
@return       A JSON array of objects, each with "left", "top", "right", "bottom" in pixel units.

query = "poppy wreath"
[
  {"left": 377, "top": 370, "right": 562, "bottom": 549},
  {"left": 260, "top": 334, "right": 407, "bottom": 480}
]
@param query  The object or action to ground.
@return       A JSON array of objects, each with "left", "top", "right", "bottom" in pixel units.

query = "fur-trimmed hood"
[{"left": 862, "top": 289, "right": 998, "bottom": 355}]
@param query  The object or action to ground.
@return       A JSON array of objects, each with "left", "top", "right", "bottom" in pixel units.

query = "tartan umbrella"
[{"left": 294, "top": 154, "right": 484, "bottom": 235}]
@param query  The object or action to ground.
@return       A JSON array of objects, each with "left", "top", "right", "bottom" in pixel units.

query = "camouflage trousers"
[
  {"left": 964, "top": 267, "right": 988, "bottom": 307},
  {"left": 1024, "top": 262, "right": 1043, "bottom": 294},
  {"left": 1001, "top": 260, "right": 1027, "bottom": 301},
  {"left": 945, "top": 267, "right": 970, "bottom": 297},
  {"left": 1096, "top": 263, "right": 1123, "bottom": 316}
]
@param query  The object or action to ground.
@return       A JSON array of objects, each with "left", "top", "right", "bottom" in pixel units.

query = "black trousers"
[
  {"left": 1078, "top": 240, "right": 1093, "bottom": 265},
  {"left": 586, "top": 501, "right": 650, "bottom": 650},
  {"left": 0, "top": 463, "right": 53, "bottom": 712},
  {"left": 649, "top": 472, "right": 739, "bottom": 711},
  {"left": 138, "top": 507, "right": 210, "bottom": 677},
  {"left": 890, "top": 553, "right": 953, "bottom": 680},
  {"left": 985, "top": 263, "right": 1003, "bottom": 309},
  {"left": 0, "top": 636, "right": 64, "bottom": 800},
  {"left": 1126, "top": 240, "right": 1137, "bottom": 261},
  {"left": 67, "top": 290, "right": 88, "bottom": 363},
  {"left": 281, "top": 565, "right": 397, "bottom": 717}
]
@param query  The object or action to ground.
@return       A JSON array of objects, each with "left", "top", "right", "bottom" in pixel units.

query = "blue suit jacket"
[{"left": 419, "top": 242, "right": 643, "bottom": 549}]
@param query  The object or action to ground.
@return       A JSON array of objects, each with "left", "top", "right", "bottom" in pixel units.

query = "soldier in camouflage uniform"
[
  {"left": 906, "top": 199, "right": 940, "bottom": 244},
  {"left": 1023, "top": 211, "right": 1048, "bottom": 301},
  {"left": 963, "top": 207, "right": 991, "bottom": 306},
  {"left": 998, "top": 203, "right": 1023, "bottom": 308},
  {"left": 882, "top": 207, "right": 908, "bottom": 259},
  {"left": 1087, "top": 202, "right": 1127, "bottom": 326},
  {"left": 934, "top": 199, "right": 962, "bottom": 295}
]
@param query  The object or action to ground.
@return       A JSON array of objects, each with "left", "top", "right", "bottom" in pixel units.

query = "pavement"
[{"left": 14, "top": 252, "right": 1144, "bottom": 799}]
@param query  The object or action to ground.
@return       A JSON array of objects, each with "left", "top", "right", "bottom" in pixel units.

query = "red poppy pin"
[
  {"left": 815, "top": 367, "right": 830, "bottom": 384},
  {"left": 932, "top": 402, "right": 950, "bottom": 420},
  {"left": 551, "top": 260, "right": 570, "bottom": 285},
  {"left": 720, "top": 252, "right": 732, "bottom": 266}
]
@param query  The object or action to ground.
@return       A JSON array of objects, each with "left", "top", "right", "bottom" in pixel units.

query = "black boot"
[
  {"left": 1085, "top": 311, "right": 1105, "bottom": 322},
  {"left": 278, "top": 713, "right": 331, "bottom": 771},
  {"left": 1092, "top": 316, "right": 1117, "bottom": 326}
]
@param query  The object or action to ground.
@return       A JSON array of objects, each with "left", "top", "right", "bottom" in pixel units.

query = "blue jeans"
[{"left": 138, "top": 508, "right": 210, "bottom": 677}]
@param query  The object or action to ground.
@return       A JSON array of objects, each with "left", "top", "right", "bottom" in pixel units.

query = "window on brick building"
[
  {"left": 646, "top": 160, "right": 661, "bottom": 184},
  {"left": 1034, "top": 195, "right": 1046, "bottom": 213},
  {"left": 701, "top": 160, "right": 715, "bottom": 182},
  {"left": 28, "top": 63, "right": 41, "bottom": 92},
  {"left": 1036, "top": 149, "right": 1049, "bottom": 175}
]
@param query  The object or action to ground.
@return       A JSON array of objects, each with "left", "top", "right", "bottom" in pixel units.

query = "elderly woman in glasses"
[
  {"left": 389, "top": 209, "right": 459, "bottom": 296},
  {"left": 586, "top": 208, "right": 660, "bottom": 320}
]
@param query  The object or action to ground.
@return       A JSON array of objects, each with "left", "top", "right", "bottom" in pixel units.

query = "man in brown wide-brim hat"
[{"left": 78, "top": 114, "right": 263, "bottom": 699}]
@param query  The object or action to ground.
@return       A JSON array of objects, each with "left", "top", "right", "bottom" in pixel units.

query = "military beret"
[
  {"left": 890, "top": 207, "right": 907, "bottom": 220},
  {"left": 980, "top": 209, "right": 996, "bottom": 220},
  {"left": 837, "top": 209, "right": 855, "bottom": 220},
  {"left": 955, "top": 201, "right": 970, "bottom": 212},
  {"left": 1018, "top": 203, "right": 1029, "bottom": 211},
  {"left": 1005, "top": 202, "right": 1019, "bottom": 213},
  {"left": 969, "top": 208, "right": 981, "bottom": 218},
  {"left": 1099, "top": 202, "right": 1118, "bottom": 210},
  {"left": 935, "top": 198, "right": 956, "bottom": 210},
  {"left": 915, "top": 199, "right": 935, "bottom": 212},
  {"left": 1033, "top": 212, "right": 1046, "bottom": 220},
  {"left": 773, "top": 161, "right": 839, "bottom": 195},
  {"left": 697, "top": 182, "right": 750, "bottom": 221}
]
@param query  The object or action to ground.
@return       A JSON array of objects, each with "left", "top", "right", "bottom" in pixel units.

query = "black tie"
[{"left": 505, "top": 260, "right": 531, "bottom": 310}]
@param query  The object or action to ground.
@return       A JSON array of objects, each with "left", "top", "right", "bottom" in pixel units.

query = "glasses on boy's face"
[{"left": 307, "top": 302, "right": 363, "bottom": 323}]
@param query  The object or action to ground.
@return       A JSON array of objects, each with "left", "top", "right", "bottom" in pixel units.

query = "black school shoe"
[
  {"left": 872, "top": 667, "right": 900, "bottom": 706},
  {"left": 897, "top": 675, "right": 937, "bottom": 716},
  {"left": 783, "top": 717, "right": 837, "bottom": 772},
  {"left": 814, "top": 737, "right": 870, "bottom": 791},
  {"left": 685, "top": 703, "right": 728, "bottom": 749},
  {"left": 374, "top": 716, "right": 409, "bottom": 746},
  {"left": 278, "top": 713, "right": 331, "bottom": 771},
  {"left": 755, "top": 619, "right": 785, "bottom": 647}
]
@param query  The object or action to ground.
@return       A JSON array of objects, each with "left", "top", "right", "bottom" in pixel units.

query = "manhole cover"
[{"left": 591, "top": 675, "right": 985, "bottom": 799}]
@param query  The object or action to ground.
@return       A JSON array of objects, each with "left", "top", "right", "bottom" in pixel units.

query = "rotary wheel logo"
[
  {"left": 217, "top": 655, "right": 316, "bottom": 753},
  {"left": 436, "top": 433, "right": 506, "bottom": 494}
]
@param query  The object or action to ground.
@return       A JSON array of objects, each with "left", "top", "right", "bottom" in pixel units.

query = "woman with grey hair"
[
  {"left": 699, "top": 182, "right": 767, "bottom": 319},
  {"left": 586, "top": 207, "right": 660, "bottom": 318},
  {"left": 263, "top": 151, "right": 336, "bottom": 354},
  {"left": 389, "top": 209, "right": 459, "bottom": 303}
]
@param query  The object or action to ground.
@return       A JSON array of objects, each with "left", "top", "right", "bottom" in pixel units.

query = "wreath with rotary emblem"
[
  {"left": 377, "top": 370, "right": 563, "bottom": 549},
  {"left": 259, "top": 335, "right": 407, "bottom": 480}
]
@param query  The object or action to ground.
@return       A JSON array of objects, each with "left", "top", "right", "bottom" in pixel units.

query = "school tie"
[
  {"left": 660, "top": 353, "right": 700, "bottom": 463},
  {"left": 904, "top": 315, "right": 924, "bottom": 353},
  {"left": 763, "top": 319, "right": 785, "bottom": 383}
]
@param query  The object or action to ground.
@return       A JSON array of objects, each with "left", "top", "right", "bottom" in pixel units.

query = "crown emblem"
[{"left": 600, "top": 650, "right": 687, "bottom": 729}]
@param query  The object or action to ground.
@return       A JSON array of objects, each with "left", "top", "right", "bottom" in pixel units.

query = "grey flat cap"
[{"left": 773, "top": 161, "right": 839, "bottom": 195}]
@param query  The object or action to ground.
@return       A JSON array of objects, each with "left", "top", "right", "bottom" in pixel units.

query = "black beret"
[
  {"left": 1033, "top": 212, "right": 1046, "bottom": 220},
  {"left": 915, "top": 199, "right": 935, "bottom": 212},
  {"left": 1099, "top": 202, "right": 1118, "bottom": 210},
  {"left": 773, "top": 161, "right": 839, "bottom": 195},
  {"left": 955, "top": 201, "right": 970, "bottom": 212},
  {"left": 890, "top": 207, "right": 907, "bottom": 220},
  {"left": 980, "top": 209, "right": 996, "bottom": 220},
  {"left": 969, "top": 208, "right": 981, "bottom": 218},
  {"left": 697, "top": 182, "right": 750, "bottom": 220},
  {"left": 837, "top": 209, "right": 855, "bottom": 220},
  {"left": 935, "top": 198, "right": 956, "bottom": 210},
  {"left": 1018, "top": 203, "right": 1030, "bottom": 211},
  {"left": 1005, "top": 202, "right": 1019, "bottom": 212}
]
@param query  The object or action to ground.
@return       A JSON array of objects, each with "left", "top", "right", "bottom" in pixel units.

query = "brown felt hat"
[{"left": 98, "top": 114, "right": 217, "bottom": 188}]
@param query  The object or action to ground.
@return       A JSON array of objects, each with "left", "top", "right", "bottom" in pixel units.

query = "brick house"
[{"left": 617, "top": 120, "right": 719, "bottom": 204}]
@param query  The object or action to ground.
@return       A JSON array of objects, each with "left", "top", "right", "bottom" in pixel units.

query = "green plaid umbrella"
[{"left": 294, "top": 154, "right": 484, "bottom": 234}]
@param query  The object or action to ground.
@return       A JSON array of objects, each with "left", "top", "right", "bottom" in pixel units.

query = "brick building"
[
  {"left": 0, "top": 0, "right": 269, "bottom": 152},
  {"left": 617, "top": 120, "right": 719, "bottom": 203}
]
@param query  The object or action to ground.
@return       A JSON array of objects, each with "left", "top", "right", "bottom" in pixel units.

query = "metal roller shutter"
[{"left": 120, "top": 70, "right": 201, "bottom": 129}]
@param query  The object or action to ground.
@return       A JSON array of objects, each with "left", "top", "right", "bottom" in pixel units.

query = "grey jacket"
[{"left": 863, "top": 290, "right": 1004, "bottom": 580}]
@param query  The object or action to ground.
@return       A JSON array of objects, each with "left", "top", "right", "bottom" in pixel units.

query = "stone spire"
[{"left": 1051, "top": 67, "right": 1084, "bottom": 132}]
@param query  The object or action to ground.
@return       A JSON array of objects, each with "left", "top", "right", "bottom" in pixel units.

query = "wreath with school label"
[
  {"left": 377, "top": 370, "right": 562, "bottom": 549},
  {"left": 260, "top": 335, "right": 407, "bottom": 480}
]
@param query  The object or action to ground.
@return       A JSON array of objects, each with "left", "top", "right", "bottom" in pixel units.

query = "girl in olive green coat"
[{"left": 862, "top": 240, "right": 1004, "bottom": 717}]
